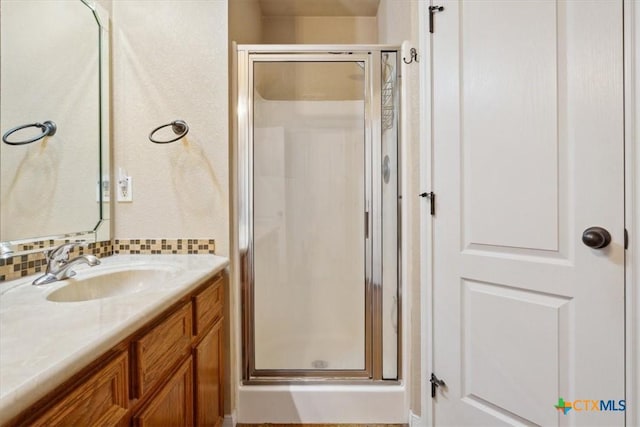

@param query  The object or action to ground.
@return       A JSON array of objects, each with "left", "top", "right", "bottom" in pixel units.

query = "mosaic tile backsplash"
[
  {"left": 0, "top": 241, "right": 113, "bottom": 282},
  {"left": 114, "top": 239, "right": 216, "bottom": 255},
  {"left": 0, "top": 239, "right": 216, "bottom": 282}
]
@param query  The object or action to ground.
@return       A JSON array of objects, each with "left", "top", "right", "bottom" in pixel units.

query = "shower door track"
[{"left": 237, "top": 45, "right": 401, "bottom": 383}]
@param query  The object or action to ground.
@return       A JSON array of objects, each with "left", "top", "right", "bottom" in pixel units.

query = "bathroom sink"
[{"left": 46, "top": 267, "right": 181, "bottom": 302}]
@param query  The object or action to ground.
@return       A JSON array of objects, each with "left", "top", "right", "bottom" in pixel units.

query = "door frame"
[
  {"left": 236, "top": 45, "right": 404, "bottom": 383},
  {"left": 417, "top": 1, "right": 638, "bottom": 425},
  {"left": 625, "top": 1, "right": 639, "bottom": 425},
  {"left": 241, "top": 50, "right": 375, "bottom": 381},
  {"left": 417, "top": 1, "right": 434, "bottom": 425}
]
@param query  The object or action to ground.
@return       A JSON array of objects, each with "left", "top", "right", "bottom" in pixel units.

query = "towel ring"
[
  {"left": 149, "top": 120, "right": 189, "bottom": 144},
  {"left": 2, "top": 121, "right": 57, "bottom": 145}
]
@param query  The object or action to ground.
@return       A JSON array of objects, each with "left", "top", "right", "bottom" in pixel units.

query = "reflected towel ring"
[
  {"left": 2, "top": 121, "right": 57, "bottom": 145},
  {"left": 149, "top": 120, "right": 189, "bottom": 144}
]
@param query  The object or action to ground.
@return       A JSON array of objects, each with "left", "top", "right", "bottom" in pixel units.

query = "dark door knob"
[{"left": 582, "top": 226, "right": 611, "bottom": 249}]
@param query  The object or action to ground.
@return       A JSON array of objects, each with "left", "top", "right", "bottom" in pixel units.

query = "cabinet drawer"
[
  {"left": 32, "top": 351, "right": 128, "bottom": 427},
  {"left": 193, "top": 276, "right": 223, "bottom": 335},
  {"left": 134, "top": 302, "right": 192, "bottom": 397}
]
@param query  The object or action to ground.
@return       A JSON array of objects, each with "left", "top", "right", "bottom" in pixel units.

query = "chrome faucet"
[{"left": 32, "top": 242, "right": 100, "bottom": 286}]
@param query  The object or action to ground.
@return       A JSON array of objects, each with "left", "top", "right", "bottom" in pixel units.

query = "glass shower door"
[{"left": 251, "top": 58, "right": 369, "bottom": 374}]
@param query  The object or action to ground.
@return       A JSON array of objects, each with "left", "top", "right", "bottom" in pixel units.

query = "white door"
[{"left": 431, "top": 1, "right": 625, "bottom": 426}]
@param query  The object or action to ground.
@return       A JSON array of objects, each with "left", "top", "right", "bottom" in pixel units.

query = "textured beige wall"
[
  {"left": 377, "top": 0, "right": 422, "bottom": 417},
  {"left": 377, "top": 0, "right": 417, "bottom": 46},
  {"left": 112, "top": 1, "right": 229, "bottom": 255},
  {"left": 229, "top": 0, "right": 263, "bottom": 45},
  {"left": 259, "top": 16, "right": 375, "bottom": 103},
  {"left": 96, "top": 0, "right": 111, "bottom": 14},
  {"left": 0, "top": 0, "right": 101, "bottom": 241},
  {"left": 262, "top": 16, "right": 377, "bottom": 44}
]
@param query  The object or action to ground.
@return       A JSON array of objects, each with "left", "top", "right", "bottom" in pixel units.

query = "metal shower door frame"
[{"left": 237, "top": 45, "right": 399, "bottom": 383}]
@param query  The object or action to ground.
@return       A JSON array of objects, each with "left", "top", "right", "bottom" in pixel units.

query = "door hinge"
[
  {"left": 429, "top": 5, "right": 444, "bottom": 34},
  {"left": 430, "top": 373, "right": 446, "bottom": 398},
  {"left": 419, "top": 192, "right": 435, "bottom": 215},
  {"left": 625, "top": 228, "right": 629, "bottom": 250}
]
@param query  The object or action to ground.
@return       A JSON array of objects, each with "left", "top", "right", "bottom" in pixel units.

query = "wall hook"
[{"left": 403, "top": 48, "right": 419, "bottom": 64}]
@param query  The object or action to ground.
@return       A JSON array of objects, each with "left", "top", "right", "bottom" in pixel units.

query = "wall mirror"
[{"left": 0, "top": 0, "right": 110, "bottom": 257}]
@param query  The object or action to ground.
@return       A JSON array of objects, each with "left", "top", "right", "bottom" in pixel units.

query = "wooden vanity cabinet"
[
  {"left": 7, "top": 272, "right": 225, "bottom": 427},
  {"left": 133, "top": 302, "right": 193, "bottom": 398},
  {"left": 132, "top": 358, "right": 194, "bottom": 427},
  {"left": 30, "top": 351, "right": 129, "bottom": 427},
  {"left": 193, "top": 273, "right": 225, "bottom": 427},
  {"left": 194, "top": 318, "right": 224, "bottom": 427},
  {"left": 133, "top": 274, "right": 225, "bottom": 427}
]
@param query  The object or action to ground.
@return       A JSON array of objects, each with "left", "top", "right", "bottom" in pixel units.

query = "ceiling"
[{"left": 258, "top": 0, "right": 381, "bottom": 17}]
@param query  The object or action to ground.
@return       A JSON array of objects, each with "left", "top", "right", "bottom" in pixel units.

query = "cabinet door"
[
  {"left": 133, "top": 358, "right": 194, "bottom": 427},
  {"left": 31, "top": 351, "right": 129, "bottom": 427},
  {"left": 134, "top": 302, "right": 192, "bottom": 397},
  {"left": 194, "top": 319, "right": 223, "bottom": 427}
]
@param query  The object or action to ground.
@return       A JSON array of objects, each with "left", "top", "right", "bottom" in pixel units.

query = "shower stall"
[{"left": 236, "top": 45, "right": 400, "bottom": 382}]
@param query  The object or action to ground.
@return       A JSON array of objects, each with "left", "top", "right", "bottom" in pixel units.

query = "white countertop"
[{"left": 0, "top": 254, "right": 229, "bottom": 425}]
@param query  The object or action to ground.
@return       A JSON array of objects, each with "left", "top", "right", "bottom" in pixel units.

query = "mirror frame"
[{"left": 0, "top": 0, "right": 111, "bottom": 259}]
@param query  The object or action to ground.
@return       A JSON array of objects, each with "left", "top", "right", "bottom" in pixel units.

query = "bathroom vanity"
[
  {"left": 0, "top": 255, "right": 228, "bottom": 427},
  {"left": 0, "top": 3, "right": 227, "bottom": 424}
]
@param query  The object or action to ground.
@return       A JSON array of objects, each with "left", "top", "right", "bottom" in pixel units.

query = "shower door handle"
[{"left": 365, "top": 211, "right": 370, "bottom": 239}]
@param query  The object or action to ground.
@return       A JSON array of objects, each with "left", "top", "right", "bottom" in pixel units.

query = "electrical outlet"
[
  {"left": 96, "top": 176, "right": 110, "bottom": 202},
  {"left": 117, "top": 168, "right": 133, "bottom": 202}
]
